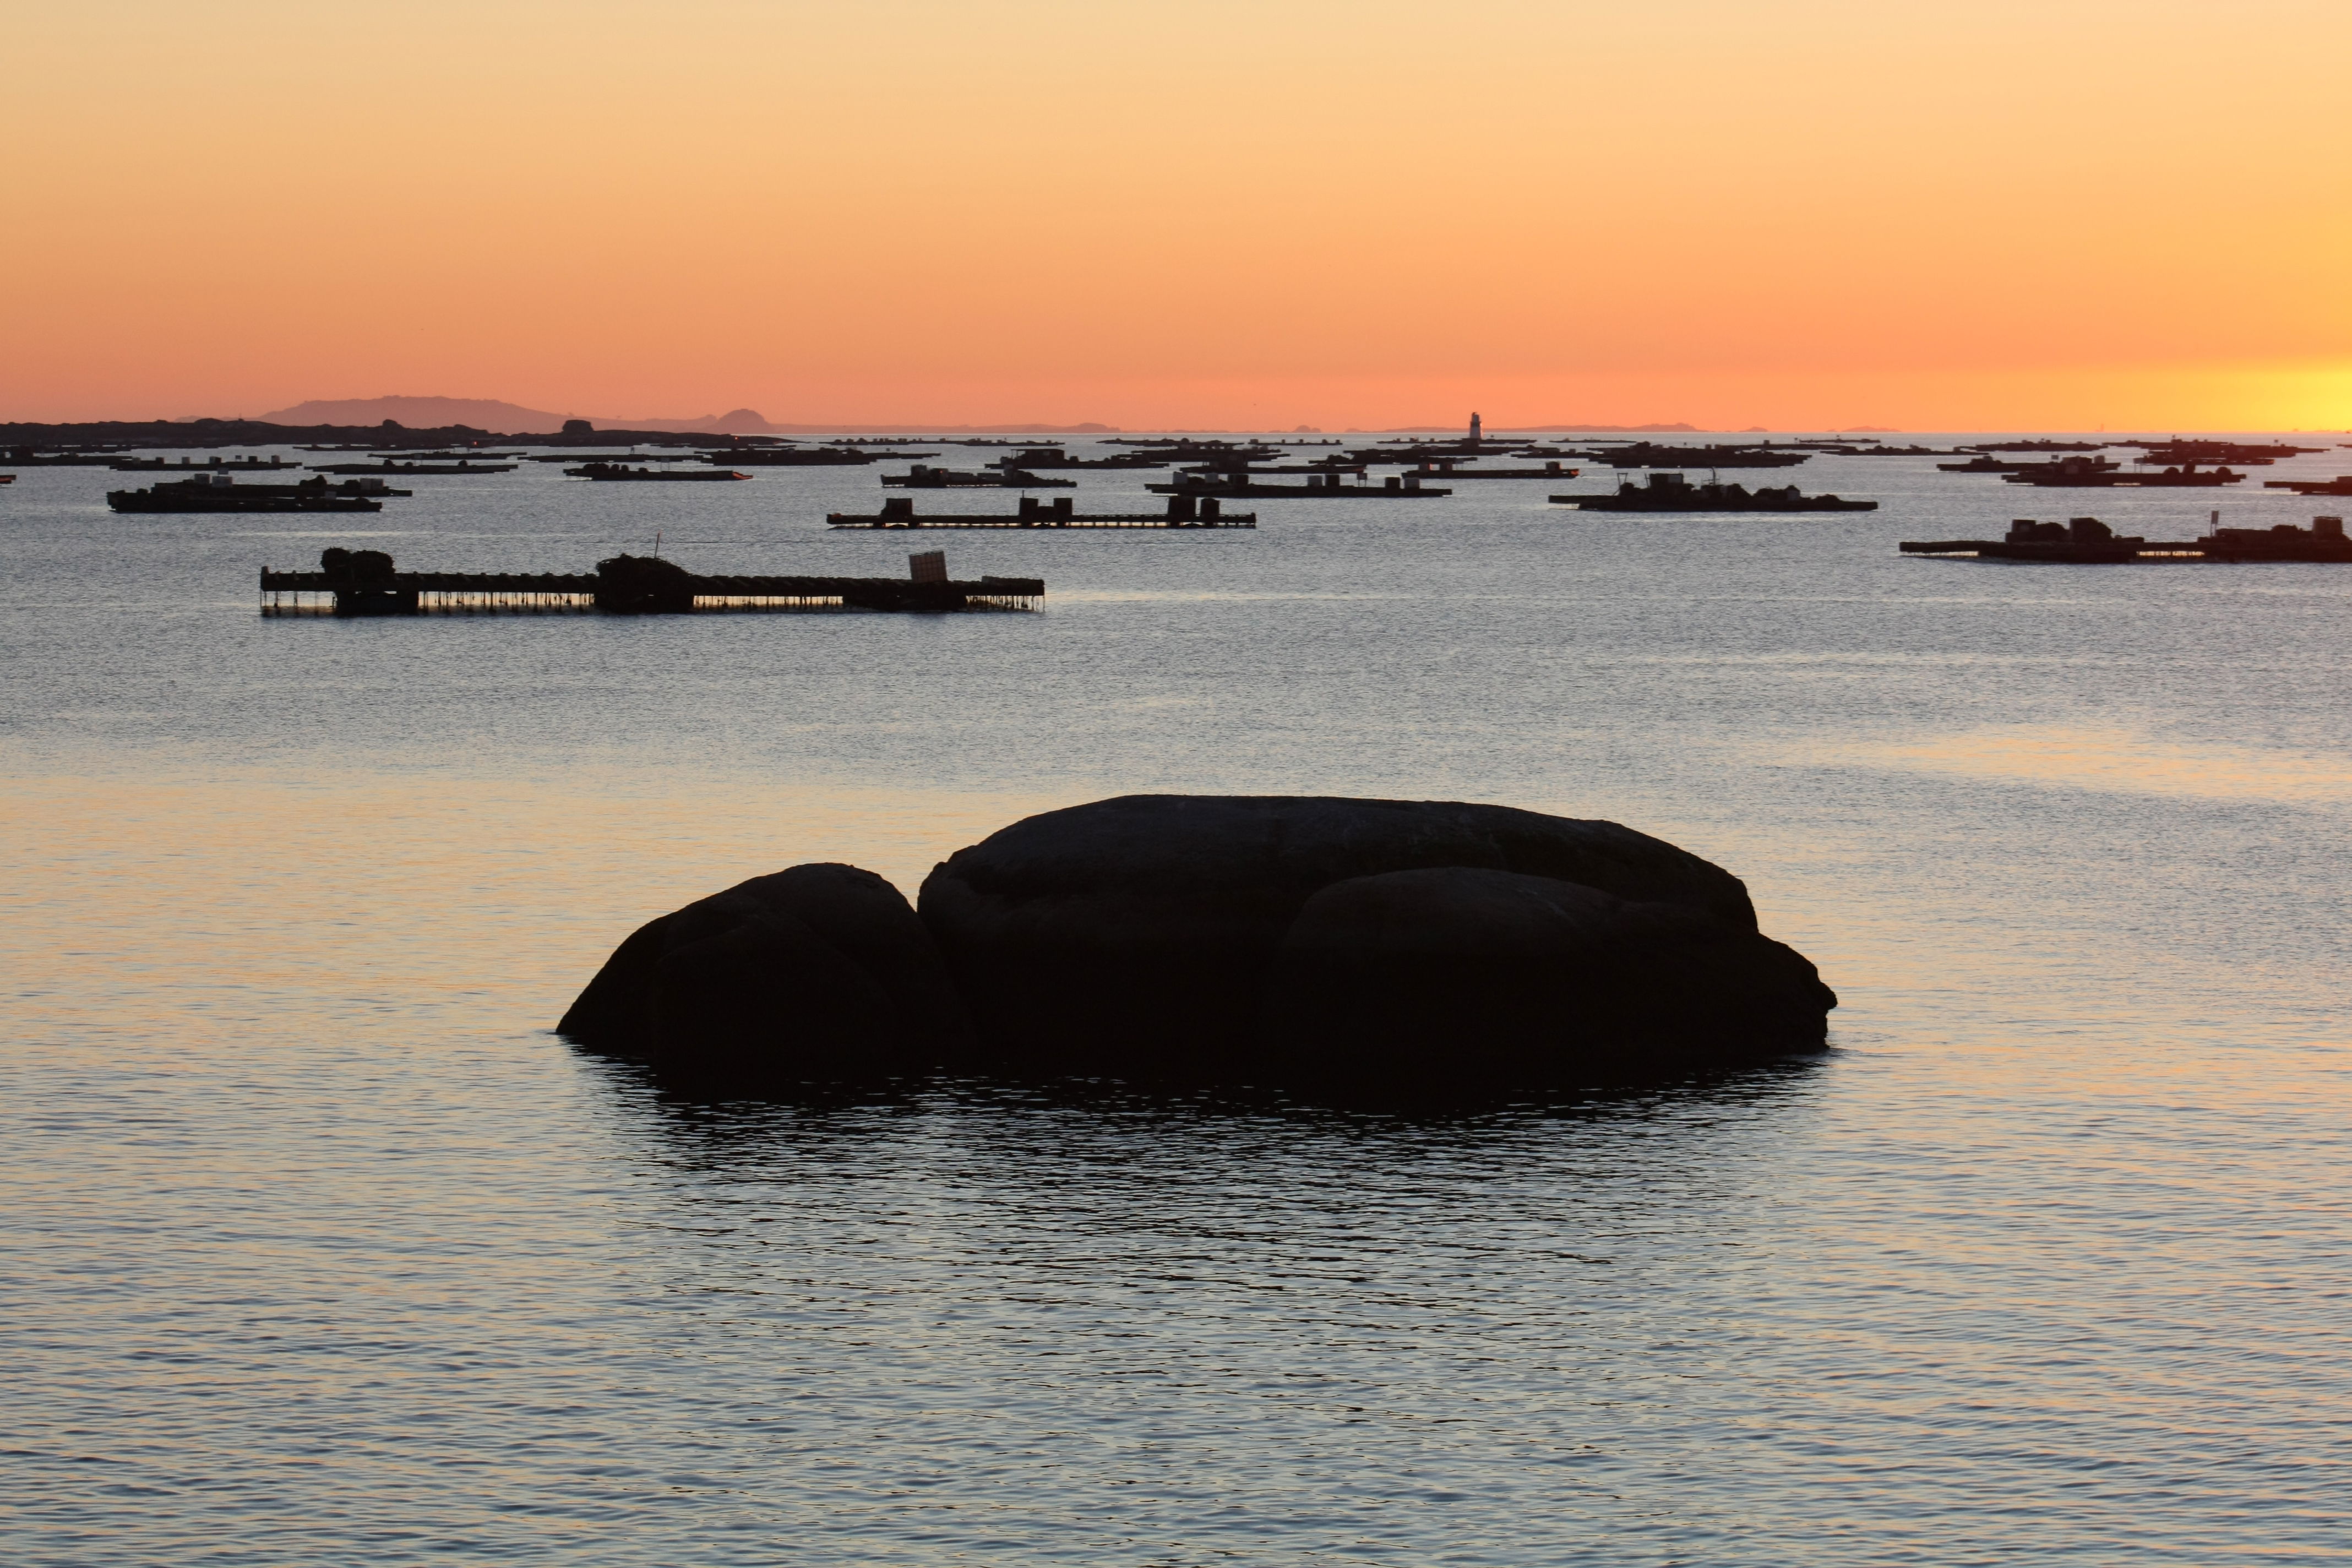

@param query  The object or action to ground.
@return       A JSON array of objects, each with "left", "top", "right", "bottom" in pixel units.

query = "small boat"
[{"left": 564, "top": 462, "right": 750, "bottom": 481}]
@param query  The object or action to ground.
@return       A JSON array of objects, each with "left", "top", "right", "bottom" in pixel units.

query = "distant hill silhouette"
[
  {"left": 1368, "top": 422, "right": 1701, "bottom": 433},
  {"left": 253, "top": 396, "right": 589, "bottom": 432},
  {"left": 245, "top": 396, "right": 1119, "bottom": 435}
]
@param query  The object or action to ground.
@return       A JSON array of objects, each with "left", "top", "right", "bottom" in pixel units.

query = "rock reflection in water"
[{"left": 565, "top": 1060, "right": 1833, "bottom": 1559}]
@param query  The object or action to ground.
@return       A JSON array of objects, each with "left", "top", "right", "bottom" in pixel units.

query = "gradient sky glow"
[{"left": 6, "top": 0, "right": 2350, "bottom": 429}]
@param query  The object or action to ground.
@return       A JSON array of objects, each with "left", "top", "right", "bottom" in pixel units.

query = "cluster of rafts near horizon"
[{"left": 9, "top": 415, "right": 2352, "bottom": 613}]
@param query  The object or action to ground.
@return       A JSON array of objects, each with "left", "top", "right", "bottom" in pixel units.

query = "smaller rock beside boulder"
[
  {"left": 557, "top": 863, "right": 970, "bottom": 1080},
  {"left": 1259, "top": 866, "right": 1836, "bottom": 1092}
]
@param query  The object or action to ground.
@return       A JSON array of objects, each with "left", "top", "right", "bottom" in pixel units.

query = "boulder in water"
[
  {"left": 558, "top": 863, "right": 970, "bottom": 1080},
  {"left": 1260, "top": 866, "right": 1835, "bottom": 1091},
  {"left": 916, "top": 794, "right": 1793, "bottom": 1079}
]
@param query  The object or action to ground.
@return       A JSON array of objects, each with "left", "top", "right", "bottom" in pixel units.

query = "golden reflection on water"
[
  {"left": 1822, "top": 723, "right": 2352, "bottom": 807},
  {"left": 1, "top": 770, "right": 1076, "bottom": 1038}
]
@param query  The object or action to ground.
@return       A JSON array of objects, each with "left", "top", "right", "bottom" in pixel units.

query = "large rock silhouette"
[
  {"left": 917, "top": 794, "right": 1826, "bottom": 1084},
  {"left": 557, "top": 862, "right": 970, "bottom": 1080},
  {"left": 1261, "top": 866, "right": 1834, "bottom": 1091},
  {"left": 558, "top": 797, "right": 1836, "bottom": 1092}
]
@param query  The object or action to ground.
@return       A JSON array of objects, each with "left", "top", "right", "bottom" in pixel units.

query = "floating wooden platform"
[
  {"left": 565, "top": 462, "right": 749, "bottom": 481},
  {"left": 2006, "top": 462, "right": 2244, "bottom": 488},
  {"left": 830, "top": 496, "right": 1255, "bottom": 529},
  {"left": 260, "top": 549, "right": 1043, "bottom": 614},
  {"left": 115, "top": 477, "right": 390, "bottom": 513},
  {"left": 1148, "top": 473, "right": 1451, "bottom": 498},
  {"left": 1551, "top": 474, "right": 1875, "bottom": 511},
  {"left": 308, "top": 460, "right": 516, "bottom": 475},
  {"left": 1395, "top": 463, "right": 1579, "bottom": 480},
  {"left": 1902, "top": 516, "right": 2349, "bottom": 563},
  {"left": 113, "top": 455, "right": 298, "bottom": 472},
  {"left": 881, "top": 465, "right": 1076, "bottom": 488}
]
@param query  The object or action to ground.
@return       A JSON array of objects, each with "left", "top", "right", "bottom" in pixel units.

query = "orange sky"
[{"left": 6, "top": 0, "right": 2349, "bottom": 429}]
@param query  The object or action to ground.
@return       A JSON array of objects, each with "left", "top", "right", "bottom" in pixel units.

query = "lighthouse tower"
[{"left": 1469, "top": 411, "right": 1482, "bottom": 443}]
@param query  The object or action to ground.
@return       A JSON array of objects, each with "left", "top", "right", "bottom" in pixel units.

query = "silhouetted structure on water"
[
  {"left": 260, "top": 548, "right": 1044, "bottom": 614},
  {"left": 110, "top": 475, "right": 393, "bottom": 513},
  {"left": 1901, "top": 515, "right": 2349, "bottom": 563},
  {"left": 1550, "top": 472, "right": 1876, "bottom": 511},
  {"left": 829, "top": 495, "right": 1255, "bottom": 529}
]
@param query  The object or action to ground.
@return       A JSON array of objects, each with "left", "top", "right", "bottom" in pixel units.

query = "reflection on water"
[
  {"left": 583, "top": 1057, "right": 1834, "bottom": 1174},
  {"left": 1828, "top": 721, "right": 2352, "bottom": 805},
  {"left": 4, "top": 441, "right": 2349, "bottom": 1563}
]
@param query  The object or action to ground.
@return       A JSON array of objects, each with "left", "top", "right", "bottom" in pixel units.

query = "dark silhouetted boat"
[{"left": 1550, "top": 472, "right": 1875, "bottom": 511}]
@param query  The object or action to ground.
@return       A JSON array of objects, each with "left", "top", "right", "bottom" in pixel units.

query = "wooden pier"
[
  {"left": 260, "top": 549, "right": 1043, "bottom": 615},
  {"left": 829, "top": 495, "right": 1255, "bottom": 529}
]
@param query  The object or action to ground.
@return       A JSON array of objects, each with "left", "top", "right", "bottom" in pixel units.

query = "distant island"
[
  {"left": 1362, "top": 422, "right": 1701, "bottom": 434},
  {"left": 5, "top": 394, "right": 1744, "bottom": 444},
  {"left": 243, "top": 396, "right": 1124, "bottom": 437}
]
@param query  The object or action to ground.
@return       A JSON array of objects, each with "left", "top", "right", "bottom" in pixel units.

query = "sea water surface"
[{"left": 3, "top": 438, "right": 2348, "bottom": 1564}]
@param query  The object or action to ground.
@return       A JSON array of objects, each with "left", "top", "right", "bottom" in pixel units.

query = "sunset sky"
[{"left": 6, "top": 0, "right": 2349, "bottom": 430}]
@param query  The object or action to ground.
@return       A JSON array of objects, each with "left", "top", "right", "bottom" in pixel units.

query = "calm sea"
[{"left": 3, "top": 436, "right": 2346, "bottom": 1564}]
